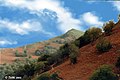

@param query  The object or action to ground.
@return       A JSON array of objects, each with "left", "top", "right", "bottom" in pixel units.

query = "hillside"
[
  {"left": 0, "top": 29, "right": 84, "bottom": 64},
  {"left": 49, "top": 20, "right": 120, "bottom": 80}
]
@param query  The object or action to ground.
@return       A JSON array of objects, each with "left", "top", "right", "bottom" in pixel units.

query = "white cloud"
[
  {"left": 0, "top": 39, "right": 17, "bottom": 46},
  {"left": 80, "top": 12, "right": 104, "bottom": 28},
  {"left": 0, "top": 19, "right": 43, "bottom": 35},
  {"left": 1, "top": 0, "right": 81, "bottom": 33},
  {"left": 113, "top": 1, "right": 120, "bottom": 12}
]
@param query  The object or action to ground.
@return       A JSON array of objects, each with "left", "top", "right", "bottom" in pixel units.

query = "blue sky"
[{"left": 0, "top": 0, "right": 120, "bottom": 48}]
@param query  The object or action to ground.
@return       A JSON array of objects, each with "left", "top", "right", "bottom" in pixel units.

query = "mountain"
[
  {"left": 1, "top": 20, "right": 120, "bottom": 80},
  {"left": 49, "top": 20, "right": 120, "bottom": 80},
  {"left": 0, "top": 29, "right": 84, "bottom": 64}
]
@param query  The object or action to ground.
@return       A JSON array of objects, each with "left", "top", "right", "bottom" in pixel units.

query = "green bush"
[
  {"left": 103, "top": 20, "right": 115, "bottom": 35},
  {"left": 96, "top": 39, "right": 112, "bottom": 52},
  {"left": 37, "top": 72, "right": 61, "bottom": 80},
  {"left": 15, "top": 50, "right": 27, "bottom": 57},
  {"left": 37, "top": 72, "right": 50, "bottom": 80},
  {"left": 69, "top": 53, "right": 77, "bottom": 64},
  {"left": 85, "top": 27, "right": 102, "bottom": 42},
  {"left": 22, "top": 50, "right": 27, "bottom": 57},
  {"left": 38, "top": 54, "right": 50, "bottom": 62},
  {"left": 34, "top": 62, "right": 46, "bottom": 72},
  {"left": 116, "top": 56, "right": 120, "bottom": 68},
  {"left": 76, "top": 27, "right": 102, "bottom": 48},
  {"left": 58, "top": 43, "right": 70, "bottom": 58},
  {"left": 90, "top": 65, "right": 118, "bottom": 80},
  {"left": 69, "top": 44, "right": 79, "bottom": 64},
  {"left": 15, "top": 50, "right": 19, "bottom": 57},
  {"left": 69, "top": 44, "right": 79, "bottom": 54},
  {"left": 35, "top": 50, "right": 43, "bottom": 56},
  {"left": 50, "top": 72, "right": 61, "bottom": 80},
  {"left": 46, "top": 54, "right": 57, "bottom": 65}
]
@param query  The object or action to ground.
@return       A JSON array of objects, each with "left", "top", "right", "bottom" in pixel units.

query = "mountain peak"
[
  {"left": 61, "top": 29, "right": 84, "bottom": 39},
  {"left": 67, "top": 28, "right": 80, "bottom": 32}
]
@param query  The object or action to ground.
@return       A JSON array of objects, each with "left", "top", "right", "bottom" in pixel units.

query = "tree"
[{"left": 90, "top": 65, "right": 118, "bottom": 80}]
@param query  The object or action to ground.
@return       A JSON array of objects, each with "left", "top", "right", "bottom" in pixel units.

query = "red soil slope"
[{"left": 50, "top": 21, "right": 120, "bottom": 80}]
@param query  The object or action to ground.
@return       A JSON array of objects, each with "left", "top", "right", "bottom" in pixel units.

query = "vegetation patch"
[
  {"left": 90, "top": 65, "right": 118, "bottom": 80},
  {"left": 35, "top": 50, "right": 43, "bottom": 56},
  {"left": 37, "top": 72, "right": 62, "bottom": 80},
  {"left": 75, "top": 27, "right": 102, "bottom": 48},
  {"left": 103, "top": 20, "right": 115, "bottom": 36},
  {"left": 96, "top": 38, "right": 112, "bottom": 53},
  {"left": 15, "top": 50, "right": 27, "bottom": 57}
]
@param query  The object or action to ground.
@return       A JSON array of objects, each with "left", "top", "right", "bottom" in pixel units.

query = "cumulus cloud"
[
  {"left": 1, "top": 0, "right": 81, "bottom": 33},
  {"left": 80, "top": 12, "right": 104, "bottom": 28},
  {"left": 0, "top": 19, "right": 43, "bottom": 35},
  {"left": 0, "top": 39, "right": 17, "bottom": 46},
  {"left": 0, "top": 0, "right": 104, "bottom": 33},
  {"left": 113, "top": 1, "right": 120, "bottom": 12}
]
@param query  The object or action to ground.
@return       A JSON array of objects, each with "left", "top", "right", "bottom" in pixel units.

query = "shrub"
[
  {"left": 69, "top": 44, "right": 79, "bottom": 64},
  {"left": 85, "top": 27, "right": 102, "bottom": 42},
  {"left": 35, "top": 50, "right": 42, "bottom": 56},
  {"left": 103, "top": 20, "right": 115, "bottom": 35},
  {"left": 77, "top": 34, "right": 91, "bottom": 48},
  {"left": 59, "top": 43, "right": 79, "bottom": 58},
  {"left": 15, "top": 62, "right": 35, "bottom": 77},
  {"left": 69, "top": 44, "right": 79, "bottom": 54},
  {"left": 116, "top": 56, "right": 120, "bottom": 68},
  {"left": 58, "top": 43, "right": 70, "bottom": 58},
  {"left": 38, "top": 54, "right": 50, "bottom": 62},
  {"left": 37, "top": 72, "right": 50, "bottom": 80},
  {"left": 15, "top": 50, "right": 27, "bottom": 57},
  {"left": 77, "top": 27, "right": 102, "bottom": 48},
  {"left": 69, "top": 53, "right": 77, "bottom": 64},
  {"left": 28, "top": 55, "right": 32, "bottom": 58},
  {"left": 96, "top": 38, "right": 112, "bottom": 52},
  {"left": 34, "top": 62, "right": 46, "bottom": 73},
  {"left": 15, "top": 50, "right": 19, "bottom": 57},
  {"left": 0, "top": 58, "right": 37, "bottom": 80},
  {"left": 50, "top": 72, "right": 61, "bottom": 80},
  {"left": 90, "top": 65, "right": 118, "bottom": 80},
  {"left": 37, "top": 72, "right": 61, "bottom": 80},
  {"left": 46, "top": 54, "right": 56, "bottom": 65},
  {"left": 22, "top": 49, "right": 27, "bottom": 57}
]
